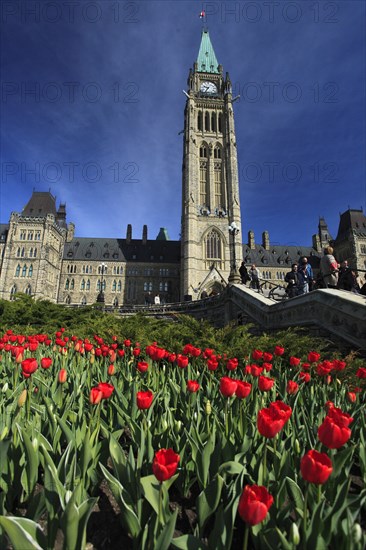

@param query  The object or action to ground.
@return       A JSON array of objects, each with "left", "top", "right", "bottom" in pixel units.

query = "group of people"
[
  {"left": 238, "top": 246, "right": 365, "bottom": 299},
  {"left": 285, "top": 246, "right": 364, "bottom": 298},
  {"left": 239, "top": 263, "right": 263, "bottom": 293}
]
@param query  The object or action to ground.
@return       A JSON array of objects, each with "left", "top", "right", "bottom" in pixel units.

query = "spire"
[{"left": 197, "top": 30, "right": 220, "bottom": 74}]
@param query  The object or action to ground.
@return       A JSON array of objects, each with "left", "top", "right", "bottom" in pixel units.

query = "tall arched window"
[
  {"left": 10, "top": 285, "right": 17, "bottom": 300},
  {"left": 117, "top": 281, "right": 122, "bottom": 292},
  {"left": 15, "top": 264, "right": 20, "bottom": 277},
  {"left": 198, "top": 111, "right": 203, "bottom": 131},
  {"left": 204, "top": 230, "right": 223, "bottom": 269},
  {"left": 112, "top": 280, "right": 117, "bottom": 292},
  {"left": 113, "top": 297, "right": 119, "bottom": 307},
  {"left": 22, "top": 265, "right": 27, "bottom": 277},
  {"left": 205, "top": 111, "right": 210, "bottom": 132},
  {"left": 211, "top": 112, "right": 217, "bottom": 132},
  {"left": 65, "top": 295, "right": 71, "bottom": 304},
  {"left": 65, "top": 279, "right": 69, "bottom": 290},
  {"left": 25, "top": 285, "right": 32, "bottom": 295},
  {"left": 81, "top": 279, "right": 85, "bottom": 290},
  {"left": 70, "top": 279, "right": 74, "bottom": 290},
  {"left": 86, "top": 279, "right": 90, "bottom": 291},
  {"left": 218, "top": 113, "right": 223, "bottom": 133},
  {"left": 81, "top": 296, "right": 87, "bottom": 305},
  {"left": 28, "top": 265, "right": 33, "bottom": 278},
  {"left": 214, "top": 159, "right": 224, "bottom": 209}
]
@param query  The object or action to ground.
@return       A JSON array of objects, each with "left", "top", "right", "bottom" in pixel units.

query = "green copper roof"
[{"left": 197, "top": 30, "right": 220, "bottom": 74}]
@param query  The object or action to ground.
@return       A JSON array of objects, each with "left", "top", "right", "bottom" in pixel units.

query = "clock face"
[{"left": 200, "top": 81, "right": 217, "bottom": 94}]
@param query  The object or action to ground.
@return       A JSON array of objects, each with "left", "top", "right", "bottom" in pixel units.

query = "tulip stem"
[
  {"left": 158, "top": 481, "right": 163, "bottom": 524},
  {"left": 225, "top": 399, "right": 229, "bottom": 438},
  {"left": 317, "top": 484, "right": 321, "bottom": 504},
  {"left": 242, "top": 524, "right": 249, "bottom": 550},
  {"left": 302, "top": 484, "right": 309, "bottom": 544}
]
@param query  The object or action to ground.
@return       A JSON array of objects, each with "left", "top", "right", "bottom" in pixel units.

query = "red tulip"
[
  {"left": 299, "top": 371, "right": 311, "bottom": 383},
  {"left": 262, "top": 362, "right": 272, "bottom": 372},
  {"left": 137, "top": 361, "right": 149, "bottom": 373},
  {"left": 286, "top": 380, "right": 299, "bottom": 395},
  {"left": 177, "top": 355, "right": 189, "bottom": 368},
  {"left": 300, "top": 449, "right": 332, "bottom": 484},
  {"left": 136, "top": 390, "right": 154, "bottom": 409},
  {"left": 97, "top": 382, "right": 114, "bottom": 399},
  {"left": 318, "top": 415, "right": 352, "bottom": 449},
  {"left": 207, "top": 358, "right": 219, "bottom": 371},
  {"left": 347, "top": 392, "right": 356, "bottom": 403},
  {"left": 21, "top": 358, "right": 38, "bottom": 378},
  {"left": 124, "top": 339, "right": 131, "bottom": 347},
  {"left": 133, "top": 347, "right": 141, "bottom": 357},
  {"left": 274, "top": 345, "right": 285, "bottom": 356},
  {"left": 263, "top": 352, "right": 273, "bottom": 362},
  {"left": 333, "top": 359, "right": 346, "bottom": 371},
  {"left": 258, "top": 376, "right": 275, "bottom": 392},
  {"left": 238, "top": 485, "right": 273, "bottom": 525},
  {"left": 187, "top": 380, "right": 200, "bottom": 393},
  {"left": 90, "top": 388, "right": 103, "bottom": 404},
  {"left": 235, "top": 380, "right": 251, "bottom": 399},
  {"left": 356, "top": 367, "right": 366, "bottom": 379},
  {"left": 226, "top": 358, "right": 238, "bottom": 371},
  {"left": 245, "top": 364, "right": 263, "bottom": 377},
  {"left": 219, "top": 377, "right": 238, "bottom": 397},
  {"left": 289, "top": 356, "right": 301, "bottom": 367},
  {"left": 58, "top": 369, "right": 67, "bottom": 383},
  {"left": 107, "top": 364, "right": 115, "bottom": 376},
  {"left": 152, "top": 448, "right": 180, "bottom": 481},
  {"left": 307, "top": 351, "right": 321, "bottom": 363},
  {"left": 257, "top": 401, "right": 292, "bottom": 438},
  {"left": 252, "top": 349, "right": 263, "bottom": 361}
]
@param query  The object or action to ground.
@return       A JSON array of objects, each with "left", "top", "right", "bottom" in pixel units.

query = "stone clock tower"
[{"left": 181, "top": 30, "right": 242, "bottom": 299}]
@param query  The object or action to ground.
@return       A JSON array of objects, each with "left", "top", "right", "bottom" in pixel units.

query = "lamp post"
[
  {"left": 96, "top": 262, "right": 107, "bottom": 304},
  {"left": 228, "top": 222, "right": 241, "bottom": 283}
]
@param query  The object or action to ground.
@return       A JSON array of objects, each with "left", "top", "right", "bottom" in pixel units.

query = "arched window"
[
  {"left": 86, "top": 279, "right": 90, "bottom": 291},
  {"left": 70, "top": 279, "right": 74, "bottom": 290},
  {"left": 200, "top": 159, "right": 208, "bottom": 206},
  {"left": 81, "top": 279, "right": 85, "bottom": 290},
  {"left": 25, "top": 285, "right": 32, "bottom": 295},
  {"left": 205, "top": 111, "right": 210, "bottom": 132},
  {"left": 65, "top": 279, "right": 69, "bottom": 290},
  {"left": 112, "top": 280, "right": 117, "bottom": 292},
  {"left": 197, "top": 111, "right": 203, "bottom": 131},
  {"left": 15, "top": 264, "right": 21, "bottom": 277},
  {"left": 214, "top": 157, "right": 224, "bottom": 208},
  {"left": 21, "top": 265, "right": 27, "bottom": 277},
  {"left": 113, "top": 297, "right": 119, "bottom": 307},
  {"left": 28, "top": 265, "right": 33, "bottom": 278},
  {"left": 214, "top": 147, "right": 221, "bottom": 159},
  {"left": 17, "top": 247, "right": 20, "bottom": 257},
  {"left": 81, "top": 296, "right": 87, "bottom": 305},
  {"left": 205, "top": 230, "right": 222, "bottom": 268},
  {"left": 200, "top": 146, "right": 207, "bottom": 158},
  {"left": 10, "top": 285, "right": 17, "bottom": 300},
  {"left": 218, "top": 113, "right": 223, "bottom": 133},
  {"left": 65, "top": 295, "right": 71, "bottom": 304},
  {"left": 211, "top": 112, "right": 217, "bottom": 132},
  {"left": 33, "top": 248, "right": 37, "bottom": 257},
  {"left": 117, "top": 281, "right": 122, "bottom": 291},
  {"left": 21, "top": 247, "right": 25, "bottom": 258}
]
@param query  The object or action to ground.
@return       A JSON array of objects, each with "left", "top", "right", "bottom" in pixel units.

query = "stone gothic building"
[{"left": 1, "top": 31, "right": 365, "bottom": 305}]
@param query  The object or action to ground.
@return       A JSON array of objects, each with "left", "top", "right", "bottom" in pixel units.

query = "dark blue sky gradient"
[{"left": 1, "top": 0, "right": 365, "bottom": 245}]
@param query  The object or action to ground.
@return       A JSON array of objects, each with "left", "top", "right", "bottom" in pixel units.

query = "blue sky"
[{"left": 1, "top": 0, "right": 365, "bottom": 246}]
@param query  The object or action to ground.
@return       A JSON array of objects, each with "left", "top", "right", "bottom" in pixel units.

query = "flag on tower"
[{"left": 199, "top": 10, "right": 205, "bottom": 19}]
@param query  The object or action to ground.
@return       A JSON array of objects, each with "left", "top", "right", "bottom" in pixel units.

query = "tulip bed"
[{"left": 0, "top": 327, "right": 365, "bottom": 550}]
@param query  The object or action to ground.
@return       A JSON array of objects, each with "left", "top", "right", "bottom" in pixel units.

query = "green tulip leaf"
[
  {"left": 197, "top": 474, "right": 224, "bottom": 531},
  {"left": 0, "top": 516, "right": 47, "bottom": 550}
]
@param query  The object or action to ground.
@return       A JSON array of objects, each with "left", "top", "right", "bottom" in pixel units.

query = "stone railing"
[{"left": 225, "top": 284, "right": 366, "bottom": 350}]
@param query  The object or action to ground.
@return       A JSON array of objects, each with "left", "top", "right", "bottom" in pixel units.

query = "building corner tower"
[{"left": 180, "top": 30, "right": 242, "bottom": 300}]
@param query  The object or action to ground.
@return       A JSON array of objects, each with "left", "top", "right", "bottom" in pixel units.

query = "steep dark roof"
[
  {"left": 335, "top": 209, "right": 366, "bottom": 241},
  {"left": 241, "top": 244, "right": 320, "bottom": 269},
  {"left": 22, "top": 192, "right": 57, "bottom": 217},
  {"left": 63, "top": 238, "right": 181, "bottom": 263}
]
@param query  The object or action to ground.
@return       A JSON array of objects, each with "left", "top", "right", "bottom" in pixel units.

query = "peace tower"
[{"left": 180, "top": 30, "right": 242, "bottom": 299}]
